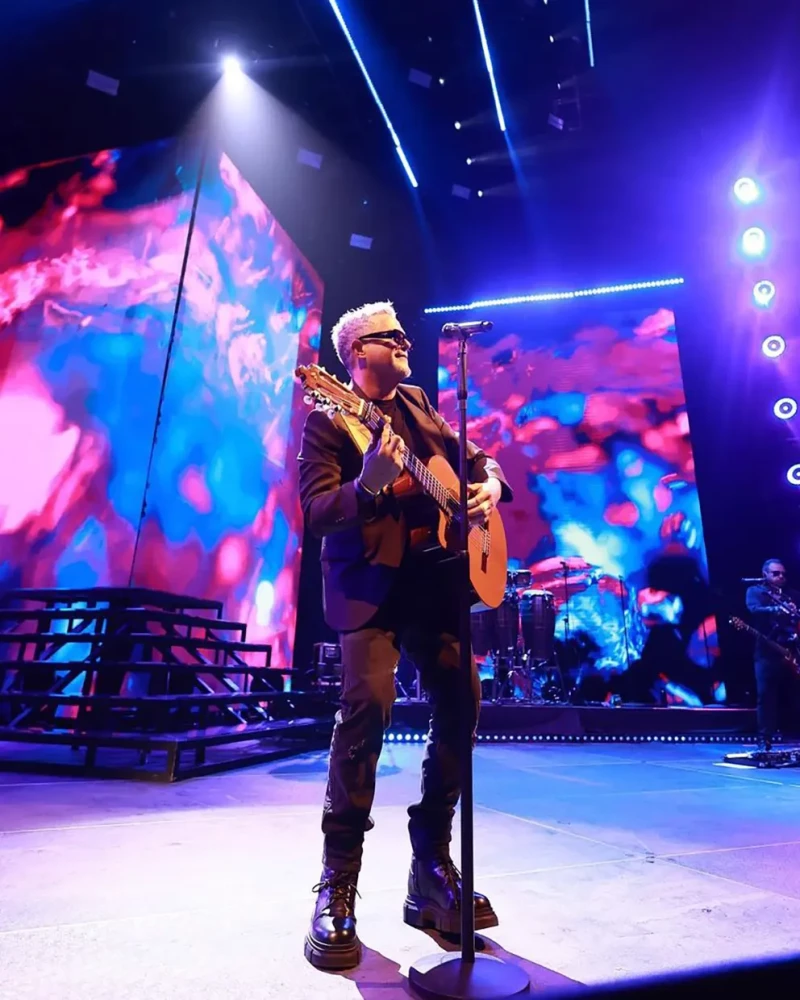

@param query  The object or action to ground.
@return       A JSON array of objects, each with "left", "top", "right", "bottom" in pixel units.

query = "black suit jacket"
[{"left": 298, "top": 383, "right": 512, "bottom": 632}]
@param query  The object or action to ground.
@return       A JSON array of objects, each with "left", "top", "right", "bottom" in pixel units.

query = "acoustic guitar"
[
  {"left": 296, "top": 364, "right": 508, "bottom": 610},
  {"left": 729, "top": 616, "right": 800, "bottom": 675}
]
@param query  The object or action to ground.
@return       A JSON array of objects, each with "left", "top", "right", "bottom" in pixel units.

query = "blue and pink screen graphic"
[
  {"left": 0, "top": 141, "right": 322, "bottom": 667},
  {"left": 439, "top": 306, "right": 720, "bottom": 704}
]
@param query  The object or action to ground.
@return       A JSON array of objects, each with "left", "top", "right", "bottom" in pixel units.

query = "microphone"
[
  {"left": 741, "top": 577, "right": 766, "bottom": 583},
  {"left": 441, "top": 320, "right": 494, "bottom": 338}
]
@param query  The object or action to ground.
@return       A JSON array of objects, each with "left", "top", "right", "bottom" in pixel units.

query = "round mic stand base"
[{"left": 409, "top": 951, "right": 530, "bottom": 1000}]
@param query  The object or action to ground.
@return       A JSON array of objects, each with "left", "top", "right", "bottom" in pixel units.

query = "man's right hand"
[{"left": 360, "top": 422, "right": 404, "bottom": 493}]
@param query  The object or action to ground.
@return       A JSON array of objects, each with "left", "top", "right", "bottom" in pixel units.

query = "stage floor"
[{"left": 2, "top": 742, "right": 800, "bottom": 998}]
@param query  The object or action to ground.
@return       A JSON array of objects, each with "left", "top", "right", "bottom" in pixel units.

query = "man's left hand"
[{"left": 467, "top": 478, "right": 502, "bottom": 525}]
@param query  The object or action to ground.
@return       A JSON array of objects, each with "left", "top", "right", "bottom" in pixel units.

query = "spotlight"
[
  {"left": 477, "top": 190, "right": 484, "bottom": 198},
  {"left": 787, "top": 465, "right": 800, "bottom": 486},
  {"left": 733, "top": 177, "right": 760, "bottom": 205},
  {"left": 762, "top": 335, "right": 786, "bottom": 358},
  {"left": 466, "top": 157, "right": 473, "bottom": 165},
  {"left": 741, "top": 226, "right": 767, "bottom": 257},
  {"left": 774, "top": 397, "right": 798, "bottom": 420},
  {"left": 222, "top": 54, "right": 243, "bottom": 76},
  {"left": 454, "top": 121, "right": 462, "bottom": 130},
  {"left": 439, "top": 77, "right": 445, "bottom": 85},
  {"left": 549, "top": 35, "right": 555, "bottom": 42},
  {"left": 753, "top": 280, "right": 776, "bottom": 307}
]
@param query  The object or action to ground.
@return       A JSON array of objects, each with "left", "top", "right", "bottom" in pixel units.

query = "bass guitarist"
[
  {"left": 298, "top": 301, "right": 512, "bottom": 970},
  {"left": 746, "top": 559, "right": 800, "bottom": 748}
]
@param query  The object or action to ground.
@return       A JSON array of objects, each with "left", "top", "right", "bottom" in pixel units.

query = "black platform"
[{"left": 0, "top": 586, "right": 333, "bottom": 780}]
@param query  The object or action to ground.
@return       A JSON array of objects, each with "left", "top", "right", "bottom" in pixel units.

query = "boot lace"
[
  {"left": 439, "top": 858, "right": 462, "bottom": 894},
  {"left": 312, "top": 872, "right": 361, "bottom": 904}
]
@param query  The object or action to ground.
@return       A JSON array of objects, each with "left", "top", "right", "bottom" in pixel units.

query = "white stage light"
[
  {"left": 741, "top": 226, "right": 767, "bottom": 258},
  {"left": 753, "top": 280, "right": 776, "bottom": 307},
  {"left": 222, "top": 54, "right": 243, "bottom": 76},
  {"left": 762, "top": 335, "right": 786, "bottom": 359},
  {"left": 787, "top": 465, "right": 800, "bottom": 486},
  {"left": 774, "top": 398, "right": 797, "bottom": 420},
  {"left": 733, "top": 177, "right": 760, "bottom": 204}
]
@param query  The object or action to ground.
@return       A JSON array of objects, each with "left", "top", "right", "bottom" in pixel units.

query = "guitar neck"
[
  {"left": 363, "top": 405, "right": 455, "bottom": 513},
  {"left": 737, "top": 620, "right": 792, "bottom": 658}
]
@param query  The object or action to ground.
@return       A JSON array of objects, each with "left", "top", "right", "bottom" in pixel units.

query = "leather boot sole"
[
  {"left": 403, "top": 895, "right": 499, "bottom": 935},
  {"left": 304, "top": 933, "right": 362, "bottom": 970}
]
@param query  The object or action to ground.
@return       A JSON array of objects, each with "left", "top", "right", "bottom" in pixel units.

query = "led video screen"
[
  {"left": 0, "top": 141, "right": 322, "bottom": 666},
  {"left": 438, "top": 305, "right": 720, "bottom": 705}
]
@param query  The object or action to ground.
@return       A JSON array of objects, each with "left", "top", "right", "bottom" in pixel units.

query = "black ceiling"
[{"left": 2, "top": 0, "right": 798, "bottom": 294}]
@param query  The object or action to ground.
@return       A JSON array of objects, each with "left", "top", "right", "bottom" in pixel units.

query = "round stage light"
[
  {"left": 774, "top": 397, "right": 798, "bottom": 420},
  {"left": 762, "top": 335, "right": 786, "bottom": 358},
  {"left": 477, "top": 190, "right": 484, "bottom": 198},
  {"left": 741, "top": 226, "right": 767, "bottom": 257},
  {"left": 454, "top": 121, "right": 462, "bottom": 130},
  {"left": 787, "top": 465, "right": 800, "bottom": 486},
  {"left": 733, "top": 177, "right": 760, "bottom": 204},
  {"left": 753, "top": 280, "right": 776, "bottom": 307},
  {"left": 466, "top": 157, "right": 473, "bottom": 165},
  {"left": 222, "top": 54, "right": 243, "bottom": 76}
]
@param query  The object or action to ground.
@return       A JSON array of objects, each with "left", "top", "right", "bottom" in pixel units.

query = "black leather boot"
[
  {"left": 403, "top": 856, "right": 498, "bottom": 935},
  {"left": 304, "top": 868, "right": 361, "bottom": 970}
]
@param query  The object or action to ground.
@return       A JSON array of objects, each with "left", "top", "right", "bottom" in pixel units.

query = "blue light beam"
[
  {"left": 472, "top": 0, "right": 507, "bottom": 132},
  {"left": 585, "top": 0, "right": 595, "bottom": 67},
  {"left": 328, "top": 1, "right": 418, "bottom": 188}
]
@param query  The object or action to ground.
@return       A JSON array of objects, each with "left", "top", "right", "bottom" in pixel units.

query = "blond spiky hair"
[{"left": 331, "top": 301, "right": 398, "bottom": 371}]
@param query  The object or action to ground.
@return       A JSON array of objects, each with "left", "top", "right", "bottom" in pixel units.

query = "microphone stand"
[{"left": 409, "top": 330, "right": 529, "bottom": 999}]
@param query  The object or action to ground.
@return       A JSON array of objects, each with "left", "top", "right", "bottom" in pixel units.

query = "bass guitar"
[{"left": 296, "top": 363, "right": 508, "bottom": 610}]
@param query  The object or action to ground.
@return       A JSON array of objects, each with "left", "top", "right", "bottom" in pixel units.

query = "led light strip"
[
  {"left": 386, "top": 732, "right": 755, "bottom": 744},
  {"left": 328, "top": 1, "right": 418, "bottom": 188},
  {"left": 424, "top": 277, "right": 685, "bottom": 315},
  {"left": 472, "top": 0, "right": 507, "bottom": 132}
]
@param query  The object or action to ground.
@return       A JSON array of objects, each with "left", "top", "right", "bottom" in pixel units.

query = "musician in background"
[
  {"left": 297, "top": 301, "right": 512, "bottom": 970},
  {"left": 746, "top": 559, "right": 800, "bottom": 748}
]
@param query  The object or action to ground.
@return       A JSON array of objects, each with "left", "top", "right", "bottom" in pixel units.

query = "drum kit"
[{"left": 471, "top": 569, "right": 569, "bottom": 704}]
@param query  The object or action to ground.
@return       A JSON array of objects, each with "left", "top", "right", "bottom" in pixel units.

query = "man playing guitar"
[
  {"left": 298, "top": 301, "right": 512, "bottom": 970},
  {"left": 745, "top": 559, "right": 800, "bottom": 748}
]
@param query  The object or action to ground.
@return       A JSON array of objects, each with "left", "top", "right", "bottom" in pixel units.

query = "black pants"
[
  {"left": 321, "top": 559, "right": 480, "bottom": 873},
  {"left": 755, "top": 656, "right": 800, "bottom": 739}
]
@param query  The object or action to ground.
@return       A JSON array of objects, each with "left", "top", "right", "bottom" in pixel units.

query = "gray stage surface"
[{"left": 1, "top": 742, "right": 799, "bottom": 999}]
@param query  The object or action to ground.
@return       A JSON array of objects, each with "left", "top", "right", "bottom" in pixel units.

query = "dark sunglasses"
[{"left": 358, "top": 329, "right": 413, "bottom": 350}]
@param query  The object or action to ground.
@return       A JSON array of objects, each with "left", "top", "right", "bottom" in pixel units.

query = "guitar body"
[
  {"left": 295, "top": 363, "right": 509, "bottom": 610},
  {"left": 423, "top": 454, "right": 508, "bottom": 610}
]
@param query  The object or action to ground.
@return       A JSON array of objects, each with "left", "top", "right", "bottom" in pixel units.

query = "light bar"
[
  {"left": 584, "top": 0, "right": 595, "bottom": 67},
  {"left": 472, "top": 0, "right": 507, "bottom": 132},
  {"left": 328, "top": 1, "right": 418, "bottom": 188},
  {"left": 386, "top": 731, "right": 755, "bottom": 745},
  {"left": 424, "top": 277, "right": 685, "bottom": 314}
]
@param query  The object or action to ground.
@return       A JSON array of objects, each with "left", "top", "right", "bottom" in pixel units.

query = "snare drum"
[{"left": 519, "top": 589, "right": 555, "bottom": 663}]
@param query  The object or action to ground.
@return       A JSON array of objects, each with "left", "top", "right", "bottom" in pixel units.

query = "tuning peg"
[{"left": 303, "top": 395, "right": 313, "bottom": 406}]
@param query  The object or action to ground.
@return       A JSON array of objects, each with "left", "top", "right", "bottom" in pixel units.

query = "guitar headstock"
[
  {"left": 729, "top": 616, "right": 747, "bottom": 631},
  {"left": 295, "top": 364, "right": 365, "bottom": 420}
]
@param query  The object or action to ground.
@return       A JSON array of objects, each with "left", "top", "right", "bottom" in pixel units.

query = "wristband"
[{"left": 355, "top": 476, "right": 379, "bottom": 499}]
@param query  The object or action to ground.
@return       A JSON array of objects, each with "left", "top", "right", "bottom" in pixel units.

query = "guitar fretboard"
[{"left": 363, "top": 403, "right": 456, "bottom": 515}]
